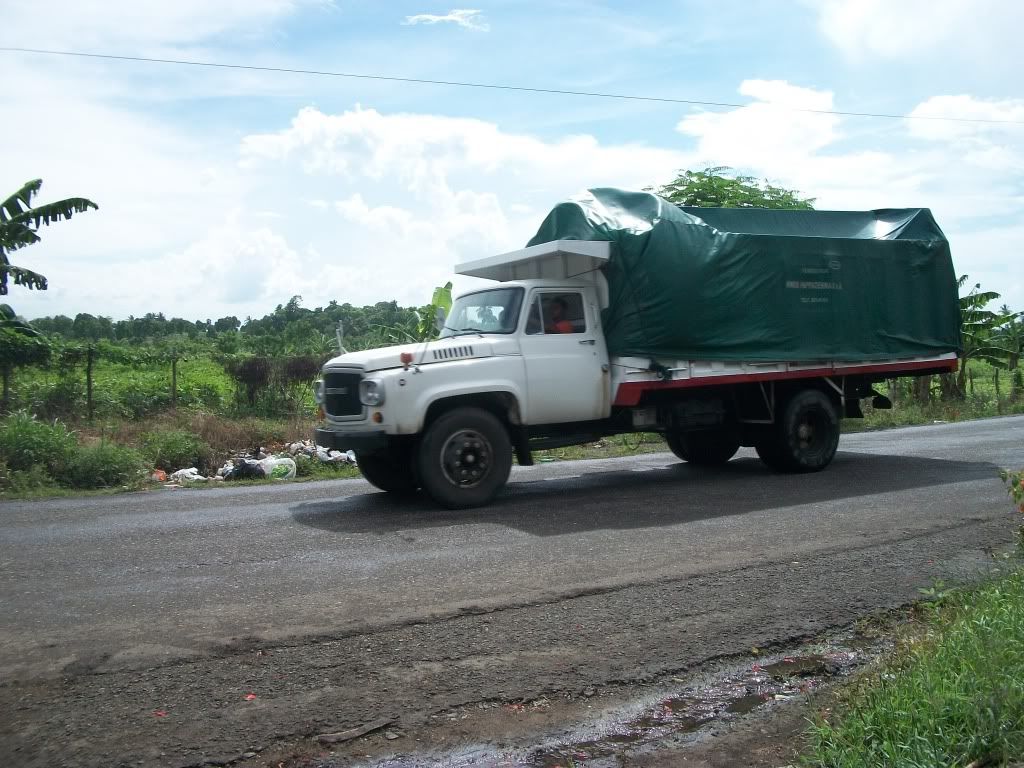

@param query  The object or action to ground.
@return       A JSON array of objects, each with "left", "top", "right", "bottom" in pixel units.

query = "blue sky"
[{"left": 4, "top": 0, "right": 1023, "bottom": 322}]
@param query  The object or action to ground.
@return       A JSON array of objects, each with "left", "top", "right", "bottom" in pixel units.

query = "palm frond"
[
  {"left": 8, "top": 197, "right": 98, "bottom": 229},
  {"left": 0, "top": 264, "right": 48, "bottom": 294},
  {"left": 0, "top": 221, "right": 42, "bottom": 254},
  {"left": 0, "top": 179, "right": 43, "bottom": 222}
]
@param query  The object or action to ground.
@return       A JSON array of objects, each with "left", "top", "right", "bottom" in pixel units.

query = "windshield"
[{"left": 439, "top": 287, "right": 524, "bottom": 337}]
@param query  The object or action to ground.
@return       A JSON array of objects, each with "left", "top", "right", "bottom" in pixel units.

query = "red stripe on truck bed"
[{"left": 612, "top": 357, "right": 958, "bottom": 407}]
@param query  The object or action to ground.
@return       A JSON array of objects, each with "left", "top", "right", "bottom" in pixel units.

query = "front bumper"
[{"left": 314, "top": 427, "right": 389, "bottom": 454}]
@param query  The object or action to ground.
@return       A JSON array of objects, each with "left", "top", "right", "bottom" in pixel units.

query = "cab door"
[{"left": 518, "top": 288, "right": 610, "bottom": 424}]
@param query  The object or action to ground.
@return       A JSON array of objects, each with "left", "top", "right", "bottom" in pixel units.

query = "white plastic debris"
[
  {"left": 169, "top": 467, "right": 207, "bottom": 482},
  {"left": 259, "top": 456, "right": 297, "bottom": 480}
]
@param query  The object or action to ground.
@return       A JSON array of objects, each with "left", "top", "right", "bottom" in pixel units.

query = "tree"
[
  {"left": 652, "top": 167, "right": 815, "bottom": 209},
  {"left": 0, "top": 179, "right": 97, "bottom": 295},
  {"left": 946, "top": 276, "right": 1015, "bottom": 399},
  {"left": 0, "top": 304, "right": 51, "bottom": 412}
]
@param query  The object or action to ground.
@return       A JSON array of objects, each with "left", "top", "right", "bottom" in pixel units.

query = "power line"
[{"left": 4, "top": 45, "right": 1023, "bottom": 126}]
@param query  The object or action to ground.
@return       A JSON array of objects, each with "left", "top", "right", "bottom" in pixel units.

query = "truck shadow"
[{"left": 290, "top": 451, "right": 1000, "bottom": 537}]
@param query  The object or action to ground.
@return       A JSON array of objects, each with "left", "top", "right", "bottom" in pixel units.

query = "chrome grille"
[{"left": 323, "top": 371, "right": 362, "bottom": 417}]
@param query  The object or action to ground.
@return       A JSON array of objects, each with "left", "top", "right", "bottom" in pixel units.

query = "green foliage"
[
  {"left": 293, "top": 453, "right": 360, "bottom": 480},
  {"left": 806, "top": 570, "right": 1024, "bottom": 768},
  {"left": 142, "top": 429, "right": 212, "bottom": 473},
  {"left": 1, "top": 463, "right": 53, "bottom": 493},
  {"left": 0, "top": 304, "right": 50, "bottom": 368},
  {"left": 63, "top": 441, "right": 145, "bottom": 489},
  {"left": 1001, "top": 468, "right": 1024, "bottom": 514},
  {"left": 0, "top": 179, "right": 97, "bottom": 295},
  {"left": 652, "top": 166, "right": 815, "bottom": 209},
  {"left": 0, "top": 411, "right": 76, "bottom": 473}
]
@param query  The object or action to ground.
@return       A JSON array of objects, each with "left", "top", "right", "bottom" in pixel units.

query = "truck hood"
[{"left": 324, "top": 336, "right": 502, "bottom": 373}]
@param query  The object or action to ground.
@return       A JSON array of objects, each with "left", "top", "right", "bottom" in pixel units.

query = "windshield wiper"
[{"left": 443, "top": 327, "right": 487, "bottom": 338}]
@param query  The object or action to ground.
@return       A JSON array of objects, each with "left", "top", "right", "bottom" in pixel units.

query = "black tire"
[
  {"left": 416, "top": 407, "right": 513, "bottom": 509},
  {"left": 356, "top": 447, "right": 418, "bottom": 494},
  {"left": 664, "top": 429, "right": 740, "bottom": 465},
  {"left": 759, "top": 389, "right": 840, "bottom": 472},
  {"left": 754, "top": 438, "right": 787, "bottom": 471}
]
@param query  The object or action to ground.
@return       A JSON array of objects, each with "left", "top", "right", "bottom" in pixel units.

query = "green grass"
[{"left": 805, "top": 568, "right": 1024, "bottom": 768}]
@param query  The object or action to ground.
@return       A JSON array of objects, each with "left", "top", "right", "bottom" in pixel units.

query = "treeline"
[{"left": 30, "top": 295, "right": 421, "bottom": 356}]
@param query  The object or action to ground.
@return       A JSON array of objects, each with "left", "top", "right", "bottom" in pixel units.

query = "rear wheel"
[
  {"left": 356, "top": 446, "right": 418, "bottom": 494},
  {"left": 665, "top": 429, "right": 740, "bottom": 465},
  {"left": 416, "top": 407, "right": 513, "bottom": 509},
  {"left": 758, "top": 389, "right": 839, "bottom": 472}
]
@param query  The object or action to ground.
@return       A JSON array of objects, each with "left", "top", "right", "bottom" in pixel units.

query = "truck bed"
[{"left": 610, "top": 352, "right": 957, "bottom": 406}]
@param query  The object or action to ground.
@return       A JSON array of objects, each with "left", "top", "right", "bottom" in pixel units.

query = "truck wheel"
[
  {"left": 356, "top": 448, "right": 418, "bottom": 494},
  {"left": 665, "top": 430, "right": 740, "bottom": 465},
  {"left": 416, "top": 407, "right": 513, "bottom": 509},
  {"left": 759, "top": 389, "right": 839, "bottom": 472}
]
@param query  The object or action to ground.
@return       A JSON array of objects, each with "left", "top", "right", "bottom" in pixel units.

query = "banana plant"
[{"left": 0, "top": 179, "right": 97, "bottom": 295}]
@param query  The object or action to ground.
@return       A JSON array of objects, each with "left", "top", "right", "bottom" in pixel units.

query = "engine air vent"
[{"left": 432, "top": 345, "right": 474, "bottom": 361}]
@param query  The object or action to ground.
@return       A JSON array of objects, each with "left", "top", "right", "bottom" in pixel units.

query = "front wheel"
[
  {"left": 758, "top": 389, "right": 840, "bottom": 472},
  {"left": 416, "top": 407, "right": 513, "bottom": 509},
  {"left": 356, "top": 447, "right": 418, "bottom": 494}
]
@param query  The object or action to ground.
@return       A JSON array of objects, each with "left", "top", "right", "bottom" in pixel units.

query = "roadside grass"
[
  {"left": 804, "top": 567, "right": 1024, "bottom": 768},
  {"left": 804, "top": 471, "right": 1024, "bottom": 768}
]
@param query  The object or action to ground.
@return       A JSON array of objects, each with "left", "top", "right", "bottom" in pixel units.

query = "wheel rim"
[
  {"left": 439, "top": 429, "right": 492, "bottom": 488},
  {"left": 795, "top": 407, "right": 832, "bottom": 459}
]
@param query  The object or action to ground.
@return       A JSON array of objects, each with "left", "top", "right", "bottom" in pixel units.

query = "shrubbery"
[
  {"left": 0, "top": 411, "right": 76, "bottom": 473},
  {"left": 142, "top": 429, "right": 212, "bottom": 474},
  {"left": 63, "top": 441, "right": 146, "bottom": 489},
  {"left": 0, "top": 412, "right": 145, "bottom": 492}
]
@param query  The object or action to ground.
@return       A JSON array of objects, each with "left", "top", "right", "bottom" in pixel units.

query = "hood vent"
[{"left": 432, "top": 345, "right": 474, "bottom": 361}]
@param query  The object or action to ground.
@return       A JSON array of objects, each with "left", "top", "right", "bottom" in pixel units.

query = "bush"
[
  {"left": 0, "top": 411, "right": 76, "bottom": 474},
  {"left": 142, "top": 429, "right": 212, "bottom": 473},
  {"left": 63, "top": 441, "right": 145, "bottom": 489},
  {"left": 4, "top": 464, "right": 54, "bottom": 493}
]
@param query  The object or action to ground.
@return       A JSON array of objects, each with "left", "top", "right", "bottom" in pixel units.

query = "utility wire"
[{"left": 3, "top": 46, "right": 1023, "bottom": 126}]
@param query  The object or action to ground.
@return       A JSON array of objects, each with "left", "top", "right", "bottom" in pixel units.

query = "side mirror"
[{"left": 434, "top": 306, "right": 447, "bottom": 333}]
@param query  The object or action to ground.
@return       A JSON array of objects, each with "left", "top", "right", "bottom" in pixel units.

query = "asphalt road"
[{"left": 2, "top": 416, "right": 1023, "bottom": 767}]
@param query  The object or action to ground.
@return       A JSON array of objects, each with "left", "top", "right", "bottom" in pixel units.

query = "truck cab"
[{"left": 315, "top": 241, "right": 620, "bottom": 508}]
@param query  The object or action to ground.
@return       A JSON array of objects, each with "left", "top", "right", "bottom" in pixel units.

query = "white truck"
[{"left": 315, "top": 195, "right": 960, "bottom": 509}]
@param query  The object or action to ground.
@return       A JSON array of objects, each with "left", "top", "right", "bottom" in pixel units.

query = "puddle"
[{"left": 345, "top": 634, "right": 878, "bottom": 768}]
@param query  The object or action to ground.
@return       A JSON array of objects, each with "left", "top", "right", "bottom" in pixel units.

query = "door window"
[{"left": 524, "top": 293, "right": 586, "bottom": 335}]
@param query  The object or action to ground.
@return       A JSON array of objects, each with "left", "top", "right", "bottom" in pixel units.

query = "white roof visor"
[{"left": 455, "top": 240, "right": 611, "bottom": 282}]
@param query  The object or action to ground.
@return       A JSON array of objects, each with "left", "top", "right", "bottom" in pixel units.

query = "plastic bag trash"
[
  {"left": 346, "top": 450, "right": 357, "bottom": 466},
  {"left": 150, "top": 469, "right": 168, "bottom": 482},
  {"left": 169, "top": 467, "right": 207, "bottom": 482},
  {"left": 222, "top": 459, "right": 265, "bottom": 480},
  {"left": 259, "top": 456, "right": 296, "bottom": 480},
  {"left": 316, "top": 446, "right": 333, "bottom": 462}
]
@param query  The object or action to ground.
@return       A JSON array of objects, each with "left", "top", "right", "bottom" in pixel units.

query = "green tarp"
[{"left": 527, "top": 188, "right": 961, "bottom": 362}]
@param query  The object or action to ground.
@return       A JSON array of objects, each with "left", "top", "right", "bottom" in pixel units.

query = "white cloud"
[
  {"left": 677, "top": 80, "right": 840, "bottom": 168},
  {"left": 907, "top": 95, "right": 1024, "bottom": 143},
  {"left": 814, "top": 0, "right": 1024, "bottom": 61},
  {"left": 402, "top": 9, "right": 489, "bottom": 31},
  {"left": 2, "top": 0, "right": 322, "bottom": 48}
]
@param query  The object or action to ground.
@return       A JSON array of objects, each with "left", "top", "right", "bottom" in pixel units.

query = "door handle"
[{"left": 579, "top": 339, "right": 596, "bottom": 345}]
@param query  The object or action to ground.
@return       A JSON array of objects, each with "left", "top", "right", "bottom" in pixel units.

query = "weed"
[
  {"left": 293, "top": 453, "right": 360, "bottom": 480},
  {"left": 0, "top": 411, "right": 76, "bottom": 474},
  {"left": 142, "top": 429, "right": 212, "bottom": 473},
  {"left": 806, "top": 570, "right": 1024, "bottom": 768},
  {"left": 63, "top": 441, "right": 146, "bottom": 489},
  {"left": 2, "top": 464, "right": 53, "bottom": 493}
]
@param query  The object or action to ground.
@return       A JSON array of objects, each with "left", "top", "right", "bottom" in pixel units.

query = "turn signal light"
[
  {"left": 372, "top": 411, "right": 383, "bottom": 423},
  {"left": 400, "top": 352, "right": 414, "bottom": 368}
]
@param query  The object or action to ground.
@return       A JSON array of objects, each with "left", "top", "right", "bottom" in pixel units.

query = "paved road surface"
[{"left": 1, "top": 417, "right": 1022, "bottom": 766}]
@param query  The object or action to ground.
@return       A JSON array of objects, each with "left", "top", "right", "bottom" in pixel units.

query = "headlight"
[
  {"left": 313, "top": 379, "right": 325, "bottom": 404},
  {"left": 359, "top": 378, "right": 385, "bottom": 407}
]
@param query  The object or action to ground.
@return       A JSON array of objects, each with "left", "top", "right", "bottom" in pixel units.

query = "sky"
[{"left": 3, "top": 0, "right": 1023, "bottom": 323}]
